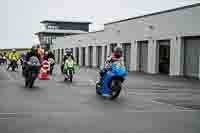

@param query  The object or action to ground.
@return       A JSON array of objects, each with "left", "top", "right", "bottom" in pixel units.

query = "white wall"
[
  {"left": 104, "top": 5, "right": 200, "bottom": 42},
  {"left": 54, "top": 5, "right": 200, "bottom": 75}
]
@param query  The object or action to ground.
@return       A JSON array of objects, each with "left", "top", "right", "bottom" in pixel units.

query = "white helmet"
[{"left": 12, "top": 49, "right": 16, "bottom": 52}]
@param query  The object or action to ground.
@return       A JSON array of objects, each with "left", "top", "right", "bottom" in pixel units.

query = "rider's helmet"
[
  {"left": 12, "top": 48, "right": 16, "bottom": 53},
  {"left": 37, "top": 44, "right": 40, "bottom": 49},
  {"left": 65, "top": 48, "right": 72, "bottom": 56},
  {"left": 112, "top": 47, "right": 123, "bottom": 59}
]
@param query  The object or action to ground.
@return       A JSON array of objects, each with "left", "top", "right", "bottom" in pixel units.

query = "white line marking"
[{"left": 89, "top": 80, "right": 96, "bottom": 85}]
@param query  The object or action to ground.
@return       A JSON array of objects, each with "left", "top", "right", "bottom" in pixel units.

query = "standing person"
[{"left": 47, "top": 50, "right": 55, "bottom": 75}]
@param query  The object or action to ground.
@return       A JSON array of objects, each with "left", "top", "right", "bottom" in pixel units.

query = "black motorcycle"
[{"left": 24, "top": 57, "right": 41, "bottom": 88}]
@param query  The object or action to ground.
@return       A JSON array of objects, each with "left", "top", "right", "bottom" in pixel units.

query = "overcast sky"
[{"left": 0, "top": 0, "right": 199, "bottom": 48}]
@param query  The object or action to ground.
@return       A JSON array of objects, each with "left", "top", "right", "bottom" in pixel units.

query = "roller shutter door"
[
  {"left": 184, "top": 37, "right": 200, "bottom": 78},
  {"left": 58, "top": 49, "right": 60, "bottom": 64},
  {"left": 88, "top": 46, "right": 93, "bottom": 67},
  {"left": 138, "top": 41, "right": 148, "bottom": 72},
  {"left": 82, "top": 47, "right": 86, "bottom": 66},
  {"left": 104, "top": 46, "right": 107, "bottom": 63},
  {"left": 96, "top": 46, "right": 102, "bottom": 67},
  {"left": 75, "top": 48, "right": 79, "bottom": 64},
  {"left": 122, "top": 43, "right": 131, "bottom": 70}
]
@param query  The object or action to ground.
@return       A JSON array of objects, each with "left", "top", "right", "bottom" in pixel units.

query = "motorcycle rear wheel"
[{"left": 96, "top": 83, "right": 102, "bottom": 95}]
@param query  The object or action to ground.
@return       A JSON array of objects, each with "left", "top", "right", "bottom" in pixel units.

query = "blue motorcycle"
[{"left": 96, "top": 62, "right": 128, "bottom": 100}]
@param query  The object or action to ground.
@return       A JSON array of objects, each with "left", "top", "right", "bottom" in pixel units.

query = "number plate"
[{"left": 67, "top": 61, "right": 74, "bottom": 68}]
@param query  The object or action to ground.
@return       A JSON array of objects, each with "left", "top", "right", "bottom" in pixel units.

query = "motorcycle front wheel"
[
  {"left": 109, "top": 79, "right": 122, "bottom": 100},
  {"left": 69, "top": 69, "right": 73, "bottom": 82}
]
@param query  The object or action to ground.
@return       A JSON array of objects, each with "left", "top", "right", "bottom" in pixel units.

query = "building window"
[{"left": 46, "top": 24, "right": 58, "bottom": 30}]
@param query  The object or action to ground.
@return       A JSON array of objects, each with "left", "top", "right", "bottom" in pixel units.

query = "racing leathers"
[
  {"left": 98, "top": 53, "right": 124, "bottom": 85},
  {"left": 22, "top": 49, "right": 41, "bottom": 77},
  {"left": 61, "top": 54, "right": 75, "bottom": 73}
]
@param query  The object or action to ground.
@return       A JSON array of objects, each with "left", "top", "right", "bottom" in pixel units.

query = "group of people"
[{"left": 3, "top": 44, "right": 124, "bottom": 85}]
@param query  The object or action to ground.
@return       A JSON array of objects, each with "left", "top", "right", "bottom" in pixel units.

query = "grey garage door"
[
  {"left": 58, "top": 49, "right": 60, "bottom": 64},
  {"left": 88, "top": 46, "right": 93, "bottom": 67},
  {"left": 75, "top": 47, "right": 79, "bottom": 64},
  {"left": 138, "top": 41, "right": 148, "bottom": 72},
  {"left": 122, "top": 43, "right": 131, "bottom": 70},
  {"left": 184, "top": 37, "right": 200, "bottom": 78},
  {"left": 82, "top": 47, "right": 86, "bottom": 66},
  {"left": 61, "top": 49, "right": 64, "bottom": 64},
  {"left": 96, "top": 46, "right": 102, "bottom": 67},
  {"left": 104, "top": 46, "right": 107, "bottom": 63}
]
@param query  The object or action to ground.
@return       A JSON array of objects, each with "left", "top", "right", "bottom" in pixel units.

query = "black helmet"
[{"left": 65, "top": 48, "right": 72, "bottom": 55}]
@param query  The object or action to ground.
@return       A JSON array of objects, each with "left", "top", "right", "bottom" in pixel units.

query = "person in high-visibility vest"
[{"left": 7, "top": 49, "right": 20, "bottom": 70}]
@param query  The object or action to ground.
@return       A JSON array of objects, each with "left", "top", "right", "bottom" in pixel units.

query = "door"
[
  {"left": 61, "top": 49, "right": 64, "bottom": 63},
  {"left": 138, "top": 41, "right": 148, "bottom": 72},
  {"left": 88, "top": 46, "right": 93, "bottom": 67},
  {"left": 122, "top": 43, "right": 131, "bottom": 70},
  {"left": 110, "top": 43, "right": 117, "bottom": 55},
  {"left": 104, "top": 46, "right": 107, "bottom": 63},
  {"left": 58, "top": 49, "right": 60, "bottom": 64},
  {"left": 76, "top": 47, "right": 79, "bottom": 64},
  {"left": 184, "top": 37, "right": 200, "bottom": 78},
  {"left": 82, "top": 47, "right": 86, "bottom": 66},
  {"left": 158, "top": 40, "right": 170, "bottom": 74},
  {"left": 96, "top": 46, "right": 102, "bottom": 67}
]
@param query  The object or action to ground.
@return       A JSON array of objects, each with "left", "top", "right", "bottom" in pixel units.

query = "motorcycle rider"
[
  {"left": 47, "top": 50, "right": 55, "bottom": 61},
  {"left": 61, "top": 48, "right": 75, "bottom": 73},
  {"left": 36, "top": 44, "right": 44, "bottom": 62},
  {"left": 7, "top": 49, "right": 20, "bottom": 70},
  {"left": 23, "top": 45, "right": 41, "bottom": 77},
  {"left": 97, "top": 46, "right": 124, "bottom": 85}
]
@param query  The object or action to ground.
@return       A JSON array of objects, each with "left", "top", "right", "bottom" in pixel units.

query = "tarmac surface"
[{"left": 0, "top": 64, "right": 199, "bottom": 133}]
